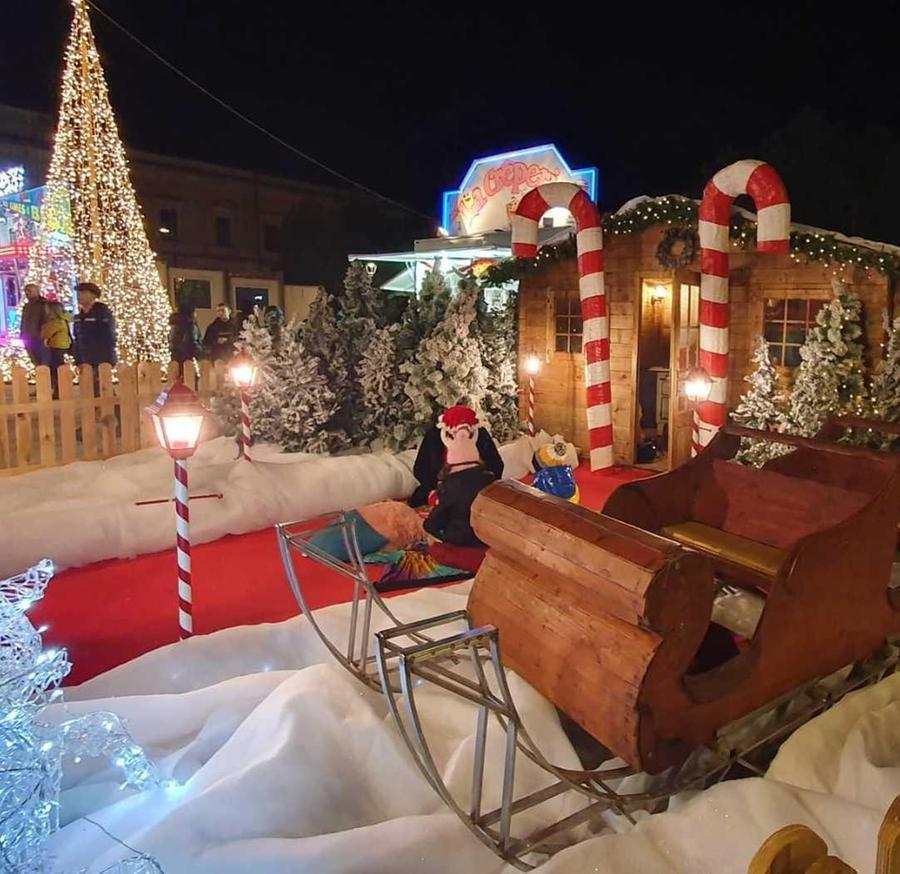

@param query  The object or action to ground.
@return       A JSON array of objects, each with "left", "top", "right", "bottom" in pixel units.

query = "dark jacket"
[
  {"left": 409, "top": 422, "right": 504, "bottom": 507},
  {"left": 73, "top": 302, "right": 117, "bottom": 366},
  {"left": 423, "top": 464, "right": 497, "bottom": 547},
  {"left": 169, "top": 312, "right": 202, "bottom": 362},
  {"left": 202, "top": 317, "right": 238, "bottom": 360},
  {"left": 21, "top": 297, "right": 48, "bottom": 346}
]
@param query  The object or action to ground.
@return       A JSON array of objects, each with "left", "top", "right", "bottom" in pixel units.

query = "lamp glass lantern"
[
  {"left": 525, "top": 354, "right": 542, "bottom": 376},
  {"left": 229, "top": 353, "right": 258, "bottom": 391},
  {"left": 145, "top": 382, "right": 208, "bottom": 459},
  {"left": 652, "top": 284, "right": 668, "bottom": 302},
  {"left": 684, "top": 367, "right": 713, "bottom": 404}
]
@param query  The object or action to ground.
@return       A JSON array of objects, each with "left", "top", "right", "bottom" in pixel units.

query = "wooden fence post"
[
  {"left": 12, "top": 366, "right": 31, "bottom": 468},
  {"left": 79, "top": 365, "right": 98, "bottom": 461},
  {"left": 58, "top": 365, "right": 77, "bottom": 465},
  {"left": 35, "top": 367, "right": 56, "bottom": 468}
]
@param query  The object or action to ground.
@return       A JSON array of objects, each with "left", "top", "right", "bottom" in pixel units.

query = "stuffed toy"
[
  {"left": 422, "top": 406, "right": 497, "bottom": 547},
  {"left": 532, "top": 437, "right": 580, "bottom": 504}
]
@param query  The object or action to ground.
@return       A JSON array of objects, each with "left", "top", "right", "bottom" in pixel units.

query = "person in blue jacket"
[{"left": 73, "top": 282, "right": 117, "bottom": 368}]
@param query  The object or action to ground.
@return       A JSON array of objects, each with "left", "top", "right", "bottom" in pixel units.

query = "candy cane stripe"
[
  {"left": 697, "top": 160, "right": 790, "bottom": 454},
  {"left": 174, "top": 458, "right": 193, "bottom": 639}
]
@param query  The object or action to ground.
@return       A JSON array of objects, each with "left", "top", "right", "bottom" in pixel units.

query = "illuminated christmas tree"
[{"left": 29, "top": 0, "right": 170, "bottom": 364}]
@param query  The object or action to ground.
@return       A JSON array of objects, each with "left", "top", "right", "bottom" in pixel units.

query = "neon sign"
[
  {"left": 441, "top": 145, "right": 598, "bottom": 236},
  {"left": 0, "top": 165, "right": 25, "bottom": 197}
]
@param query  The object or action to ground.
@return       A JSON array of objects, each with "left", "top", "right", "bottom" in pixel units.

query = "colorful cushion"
[{"left": 308, "top": 510, "right": 388, "bottom": 562}]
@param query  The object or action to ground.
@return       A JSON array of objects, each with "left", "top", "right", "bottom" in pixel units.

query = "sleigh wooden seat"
[{"left": 466, "top": 433, "right": 900, "bottom": 774}]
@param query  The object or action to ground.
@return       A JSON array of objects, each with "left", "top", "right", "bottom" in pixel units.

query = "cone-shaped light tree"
[{"left": 30, "top": 0, "right": 170, "bottom": 363}]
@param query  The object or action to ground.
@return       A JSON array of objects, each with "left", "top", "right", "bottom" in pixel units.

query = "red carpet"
[{"left": 31, "top": 464, "right": 649, "bottom": 685}]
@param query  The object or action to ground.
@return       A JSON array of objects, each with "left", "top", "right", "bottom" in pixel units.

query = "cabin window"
[
  {"left": 554, "top": 289, "right": 583, "bottom": 353},
  {"left": 764, "top": 298, "right": 826, "bottom": 368}
]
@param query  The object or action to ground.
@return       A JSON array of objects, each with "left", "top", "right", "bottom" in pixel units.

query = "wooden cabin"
[{"left": 517, "top": 216, "right": 896, "bottom": 469}]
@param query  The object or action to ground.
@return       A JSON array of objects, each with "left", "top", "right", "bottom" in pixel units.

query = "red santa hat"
[{"left": 438, "top": 405, "right": 481, "bottom": 467}]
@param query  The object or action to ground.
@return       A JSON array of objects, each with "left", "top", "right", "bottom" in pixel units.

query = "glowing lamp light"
[
  {"left": 525, "top": 354, "right": 541, "bottom": 376},
  {"left": 145, "top": 382, "right": 208, "bottom": 460},
  {"left": 229, "top": 353, "right": 258, "bottom": 390},
  {"left": 437, "top": 226, "right": 450, "bottom": 237},
  {"left": 652, "top": 284, "right": 668, "bottom": 302},
  {"left": 684, "top": 367, "right": 713, "bottom": 404},
  {"left": 365, "top": 261, "right": 377, "bottom": 277},
  {"left": 159, "top": 226, "right": 171, "bottom": 235}
]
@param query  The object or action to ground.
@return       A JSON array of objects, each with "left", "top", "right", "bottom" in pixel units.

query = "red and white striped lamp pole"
[
  {"left": 229, "top": 353, "right": 258, "bottom": 461},
  {"left": 685, "top": 367, "right": 713, "bottom": 455},
  {"left": 146, "top": 382, "right": 209, "bottom": 639},
  {"left": 524, "top": 354, "right": 541, "bottom": 437}
]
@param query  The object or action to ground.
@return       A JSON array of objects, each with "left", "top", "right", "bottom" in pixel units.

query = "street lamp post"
[
  {"left": 229, "top": 353, "right": 258, "bottom": 461},
  {"left": 684, "top": 366, "right": 713, "bottom": 455},
  {"left": 145, "top": 382, "right": 209, "bottom": 639},
  {"left": 524, "top": 354, "right": 541, "bottom": 437}
]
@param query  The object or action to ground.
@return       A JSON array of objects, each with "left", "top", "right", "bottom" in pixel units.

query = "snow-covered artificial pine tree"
[
  {"left": 477, "top": 291, "right": 521, "bottom": 443},
  {"left": 300, "top": 289, "right": 351, "bottom": 450},
  {"left": 395, "top": 268, "right": 451, "bottom": 359},
  {"left": 214, "top": 308, "right": 336, "bottom": 453},
  {"left": 340, "top": 260, "right": 384, "bottom": 323},
  {"left": 357, "top": 323, "right": 416, "bottom": 450},
  {"left": 867, "top": 313, "right": 900, "bottom": 449},
  {"left": 733, "top": 335, "right": 786, "bottom": 466},
  {"left": 402, "top": 277, "right": 488, "bottom": 437},
  {"left": 780, "top": 279, "right": 867, "bottom": 437}
]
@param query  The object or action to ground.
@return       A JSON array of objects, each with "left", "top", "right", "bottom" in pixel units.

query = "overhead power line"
[{"left": 85, "top": 0, "right": 434, "bottom": 224}]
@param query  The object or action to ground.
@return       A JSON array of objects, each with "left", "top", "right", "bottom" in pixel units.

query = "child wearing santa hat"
[{"left": 422, "top": 405, "right": 497, "bottom": 547}]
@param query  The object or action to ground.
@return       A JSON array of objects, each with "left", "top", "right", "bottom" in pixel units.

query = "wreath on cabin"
[{"left": 656, "top": 226, "right": 699, "bottom": 269}]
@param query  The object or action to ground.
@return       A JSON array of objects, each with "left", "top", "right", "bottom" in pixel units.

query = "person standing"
[
  {"left": 168, "top": 303, "right": 202, "bottom": 377},
  {"left": 40, "top": 301, "right": 73, "bottom": 398},
  {"left": 202, "top": 303, "right": 238, "bottom": 361},
  {"left": 20, "top": 283, "right": 48, "bottom": 366},
  {"left": 73, "top": 282, "right": 117, "bottom": 369}
]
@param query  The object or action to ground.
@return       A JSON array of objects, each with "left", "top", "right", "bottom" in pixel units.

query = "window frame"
[
  {"left": 553, "top": 288, "right": 583, "bottom": 355},
  {"left": 215, "top": 216, "right": 233, "bottom": 248},
  {"left": 763, "top": 297, "right": 826, "bottom": 369}
]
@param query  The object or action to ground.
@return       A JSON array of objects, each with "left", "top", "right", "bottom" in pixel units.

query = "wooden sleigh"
[{"left": 276, "top": 424, "right": 900, "bottom": 869}]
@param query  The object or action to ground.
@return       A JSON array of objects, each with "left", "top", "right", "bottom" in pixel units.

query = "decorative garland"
[
  {"left": 656, "top": 226, "right": 699, "bottom": 269},
  {"left": 481, "top": 194, "right": 900, "bottom": 286}
]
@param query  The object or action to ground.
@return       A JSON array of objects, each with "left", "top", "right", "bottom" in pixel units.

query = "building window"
[
  {"left": 554, "top": 288, "right": 583, "bottom": 354},
  {"left": 159, "top": 208, "right": 178, "bottom": 238},
  {"left": 215, "top": 216, "right": 232, "bottom": 248},
  {"left": 263, "top": 223, "right": 280, "bottom": 252},
  {"left": 174, "top": 277, "right": 211, "bottom": 311},
  {"left": 235, "top": 286, "right": 269, "bottom": 315},
  {"left": 764, "top": 298, "right": 826, "bottom": 368}
]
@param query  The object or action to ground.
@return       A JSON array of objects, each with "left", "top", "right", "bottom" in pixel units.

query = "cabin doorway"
[
  {"left": 668, "top": 271, "right": 702, "bottom": 468},
  {"left": 635, "top": 278, "right": 673, "bottom": 470}
]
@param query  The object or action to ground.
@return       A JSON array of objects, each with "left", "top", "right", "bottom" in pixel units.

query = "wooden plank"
[
  {"left": 748, "top": 824, "right": 828, "bottom": 874},
  {"left": 166, "top": 360, "right": 180, "bottom": 386},
  {"left": 118, "top": 364, "right": 138, "bottom": 454},
  {"left": 198, "top": 359, "right": 213, "bottom": 393},
  {"left": 183, "top": 362, "right": 197, "bottom": 391},
  {"left": 876, "top": 795, "right": 900, "bottom": 874},
  {"left": 0, "top": 371, "right": 10, "bottom": 469},
  {"left": 139, "top": 362, "right": 162, "bottom": 448},
  {"left": 34, "top": 367, "right": 56, "bottom": 468},
  {"left": 98, "top": 364, "right": 116, "bottom": 458},
  {"left": 79, "top": 365, "right": 98, "bottom": 461},
  {"left": 58, "top": 366, "right": 77, "bottom": 465},
  {"left": 11, "top": 367, "right": 31, "bottom": 470}
]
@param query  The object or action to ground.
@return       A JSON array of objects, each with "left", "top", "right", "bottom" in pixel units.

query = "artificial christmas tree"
[
  {"left": 301, "top": 289, "right": 352, "bottom": 450},
  {"left": 476, "top": 293, "right": 521, "bottom": 443},
  {"left": 340, "top": 260, "right": 384, "bottom": 324},
  {"left": 29, "top": 0, "right": 171, "bottom": 364},
  {"left": 216, "top": 309, "right": 336, "bottom": 453},
  {"left": 357, "top": 323, "right": 416, "bottom": 450},
  {"left": 867, "top": 313, "right": 900, "bottom": 449},
  {"left": 733, "top": 335, "right": 786, "bottom": 466},
  {"left": 780, "top": 279, "right": 867, "bottom": 438},
  {"left": 402, "top": 277, "right": 488, "bottom": 436}
]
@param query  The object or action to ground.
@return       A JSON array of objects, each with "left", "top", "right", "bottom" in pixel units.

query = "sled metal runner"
[{"left": 374, "top": 612, "right": 899, "bottom": 870}]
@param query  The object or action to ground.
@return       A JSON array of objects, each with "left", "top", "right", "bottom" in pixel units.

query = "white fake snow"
[
  {"left": 44, "top": 582, "right": 900, "bottom": 873},
  {"left": 0, "top": 433, "right": 541, "bottom": 577}
]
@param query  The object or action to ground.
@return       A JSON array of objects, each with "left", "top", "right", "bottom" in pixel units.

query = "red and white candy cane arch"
[
  {"left": 511, "top": 182, "right": 612, "bottom": 471},
  {"left": 696, "top": 160, "right": 790, "bottom": 451}
]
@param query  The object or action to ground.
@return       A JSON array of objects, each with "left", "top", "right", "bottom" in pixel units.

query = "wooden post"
[
  {"left": 35, "top": 367, "right": 56, "bottom": 468},
  {"left": 58, "top": 366, "right": 77, "bottom": 465},
  {"left": 877, "top": 796, "right": 900, "bottom": 874},
  {"left": 0, "top": 371, "right": 10, "bottom": 469},
  {"left": 98, "top": 363, "right": 116, "bottom": 457},
  {"left": 79, "top": 365, "right": 98, "bottom": 461},
  {"left": 118, "top": 363, "right": 138, "bottom": 454},
  {"left": 138, "top": 361, "right": 160, "bottom": 448},
  {"left": 12, "top": 366, "right": 31, "bottom": 469}
]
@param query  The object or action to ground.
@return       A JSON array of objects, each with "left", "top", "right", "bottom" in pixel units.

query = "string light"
[
  {"left": 0, "top": 559, "right": 163, "bottom": 870},
  {"left": 28, "top": 0, "right": 170, "bottom": 365}
]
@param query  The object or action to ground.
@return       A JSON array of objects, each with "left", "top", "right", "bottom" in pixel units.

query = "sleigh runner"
[{"left": 277, "top": 423, "right": 900, "bottom": 869}]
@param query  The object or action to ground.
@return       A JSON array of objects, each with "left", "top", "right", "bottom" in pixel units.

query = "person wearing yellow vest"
[{"left": 41, "top": 300, "right": 72, "bottom": 397}]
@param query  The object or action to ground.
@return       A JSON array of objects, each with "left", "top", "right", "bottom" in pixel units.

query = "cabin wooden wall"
[{"left": 517, "top": 225, "right": 892, "bottom": 464}]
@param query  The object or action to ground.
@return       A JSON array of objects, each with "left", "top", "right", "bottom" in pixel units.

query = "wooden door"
[{"left": 668, "top": 271, "right": 701, "bottom": 468}]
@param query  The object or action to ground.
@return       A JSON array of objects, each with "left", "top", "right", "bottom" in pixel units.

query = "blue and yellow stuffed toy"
[{"left": 532, "top": 440, "right": 580, "bottom": 504}]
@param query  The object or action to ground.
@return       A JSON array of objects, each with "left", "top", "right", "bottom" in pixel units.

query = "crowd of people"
[{"left": 18, "top": 286, "right": 270, "bottom": 378}]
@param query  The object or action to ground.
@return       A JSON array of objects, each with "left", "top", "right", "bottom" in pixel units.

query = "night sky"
[{"left": 2, "top": 1, "right": 899, "bottom": 237}]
